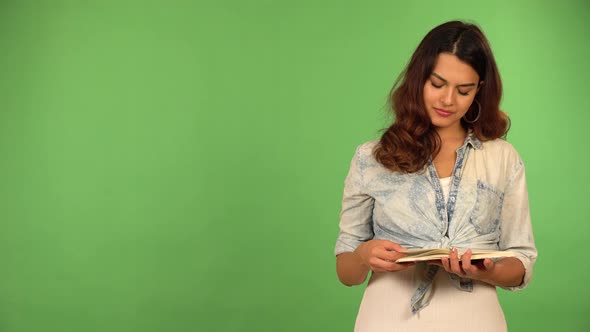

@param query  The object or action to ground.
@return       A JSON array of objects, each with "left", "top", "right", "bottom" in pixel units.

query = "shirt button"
[{"left": 450, "top": 197, "right": 455, "bottom": 202}]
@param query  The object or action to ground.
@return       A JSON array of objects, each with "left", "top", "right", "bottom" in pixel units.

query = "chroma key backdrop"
[{"left": 0, "top": 1, "right": 588, "bottom": 331}]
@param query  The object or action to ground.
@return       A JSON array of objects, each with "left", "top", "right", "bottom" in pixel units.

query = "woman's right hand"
[{"left": 354, "top": 240, "right": 414, "bottom": 272}]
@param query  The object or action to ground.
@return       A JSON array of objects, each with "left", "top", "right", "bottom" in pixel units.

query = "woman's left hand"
[
  {"left": 429, "top": 248, "right": 525, "bottom": 287},
  {"left": 437, "top": 248, "right": 496, "bottom": 282}
]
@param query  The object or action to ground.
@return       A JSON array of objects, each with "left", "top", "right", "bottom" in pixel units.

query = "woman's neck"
[{"left": 435, "top": 125, "right": 467, "bottom": 142}]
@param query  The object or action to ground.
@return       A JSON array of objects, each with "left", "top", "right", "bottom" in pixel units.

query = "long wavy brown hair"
[{"left": 374, "top": 21, "right": 509, "bottom": 173}]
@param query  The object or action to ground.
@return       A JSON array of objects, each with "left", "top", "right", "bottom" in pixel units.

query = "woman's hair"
[{"left": 374, "top": 21, "right": 509, "bottom": 173}]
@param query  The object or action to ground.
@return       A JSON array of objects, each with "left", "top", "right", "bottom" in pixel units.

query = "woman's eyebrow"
[{"left": 432, "top": 72, "right": 476, "bottom": 87}]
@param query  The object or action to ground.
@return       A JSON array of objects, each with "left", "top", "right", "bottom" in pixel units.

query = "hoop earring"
[{"left": 463, "top": 100, "right": 481, "bottom": 124}]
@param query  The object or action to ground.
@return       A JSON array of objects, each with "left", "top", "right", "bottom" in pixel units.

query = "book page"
[{"left": 396, "top": 248, "right": 515, "bottom": 263}]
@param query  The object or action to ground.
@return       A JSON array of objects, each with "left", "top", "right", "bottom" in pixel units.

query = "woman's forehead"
[{"left": 431, "top": 53, "right": 480, "bottom": 84}]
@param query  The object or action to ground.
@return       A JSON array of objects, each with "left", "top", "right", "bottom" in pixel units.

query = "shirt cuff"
[{"left": 499, "top": 254, "right": 535, "bottom": 291}]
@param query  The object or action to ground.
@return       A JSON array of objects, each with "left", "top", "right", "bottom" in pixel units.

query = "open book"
[{"left": 395, "top": 248, "right": 516, "bottom": 263}]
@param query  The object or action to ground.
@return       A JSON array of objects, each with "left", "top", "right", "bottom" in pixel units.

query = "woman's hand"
[
  {"left": 439, "top": 248, "right": 496, "bottom": 282},
  {"left": 354, "top": 240, "right": 414, "bottom": 273},
  {"left": 431, "top": 248, "right": 525, "bottom": 287}
]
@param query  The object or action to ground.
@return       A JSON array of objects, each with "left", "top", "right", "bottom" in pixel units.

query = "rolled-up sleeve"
[
  {"left": 498, "top": 158, "right": 538, "bottom": 291},
  {"left": 334, "top": 145, "right": 375, "bottom": 256}
]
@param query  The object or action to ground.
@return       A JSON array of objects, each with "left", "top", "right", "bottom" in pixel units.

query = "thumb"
[
  {"left": 483, "top": 258, "right": 495, "bottom": 270},
  {"left": 381, "top": 241, "right": 406, "bottom": 253}
]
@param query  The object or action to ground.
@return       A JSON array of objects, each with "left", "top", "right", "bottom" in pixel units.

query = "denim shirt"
[{"left": 334, "top": 134, "right": 538, "bottom": 313}]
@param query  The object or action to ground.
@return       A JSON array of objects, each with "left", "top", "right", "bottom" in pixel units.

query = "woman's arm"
[
  {"left": 336, "top": 252, "right": 370, "bottom": 286},
  {"left": 440, "top": 153, "right": 536, "bottom": 288},
  {"left": 495, "top": 156, "right": 537, "bottom": 290},
  {"left": 482, "top": 257, "right": 525, "bottom": 287},
  {"left": 337, "top": 240, "right": 413, "bottom": 286},
  {"left": 335, "top": 144, "right": 412, "bottom": 286},
  {"left": 440, "top": 249, "right": 525, "bottom": 287}
]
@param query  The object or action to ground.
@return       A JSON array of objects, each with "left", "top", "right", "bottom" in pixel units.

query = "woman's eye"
[
  {"left": 458, "top": 90, "right": 470, "bottom": 96},
  {"left": 431, "top": 82, "right": 443, "bottom": 89}
]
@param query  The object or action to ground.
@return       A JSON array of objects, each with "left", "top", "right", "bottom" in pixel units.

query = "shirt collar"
[{"left": 464, "top": 130, "right": 482, "bottom": 150}]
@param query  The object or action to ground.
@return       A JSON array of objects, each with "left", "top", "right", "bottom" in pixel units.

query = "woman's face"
[{"left": 423, "top": 53, "right": 480, "bottom": 134}]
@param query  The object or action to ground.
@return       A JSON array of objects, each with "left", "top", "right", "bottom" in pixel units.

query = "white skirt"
[{"left": 354, "top": 267, "right": 507, "bottom": 332}]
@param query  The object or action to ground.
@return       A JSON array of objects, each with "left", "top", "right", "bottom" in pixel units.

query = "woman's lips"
[{"left": 433, "top": 107, "right": 453, "bottom": 117}]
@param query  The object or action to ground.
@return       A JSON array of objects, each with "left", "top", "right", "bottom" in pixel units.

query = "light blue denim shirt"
[{"left": 335, "top": 133, "right": 537, "bottom": 313}]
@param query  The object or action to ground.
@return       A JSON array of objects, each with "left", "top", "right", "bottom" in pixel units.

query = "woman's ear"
[{"left": 477, "top": 81, "right": 484, "bottom": 92}]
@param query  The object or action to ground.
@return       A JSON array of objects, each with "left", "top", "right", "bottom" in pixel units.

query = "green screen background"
[{"left": 0, "top": 0, "right": 588, "bottom": 331}]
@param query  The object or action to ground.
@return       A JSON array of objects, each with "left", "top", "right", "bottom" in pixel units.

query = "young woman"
[{"left": 334, "top": 21, "right": 537, "bottom": 331}]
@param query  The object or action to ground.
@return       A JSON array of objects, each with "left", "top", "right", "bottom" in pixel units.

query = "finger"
[
  {"left": 449, "top": 248, "right": 464, "bottom": 275},
  {"left": 387, "top": 262, "right": 415, "bottom": 272},
  {"left": 376, "top": 248, "right": 405, "bottom": 262},
  {"left": 381, "top": 260, "right": 407, "bottom": 272},
  {"left": 375, "top": 241, "right": 409, "bottom": 261},
  {"left": 368, "top": 256, "right": 386, "bottom": 269},
  {"left": 368, "top": 257, "right": 391, "bottom": 272},
  {"left": 369, "top": 256, "right": 405, "bottom": 272},
  {"left": 461, "top": 249, "right": 475, "bottom": 275},
  {"left": 483, "top": 258, "right": 495, "bottom": 271},
  {"left": 381, "top": 241, "right": 406, "bottom": 253},
  {"left": 441, "top": 257, "right": 451, "bottom": 272}
]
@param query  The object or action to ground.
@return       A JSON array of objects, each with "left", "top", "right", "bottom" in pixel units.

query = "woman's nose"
[{"left": 441, "top": 88, "right": 454, "bottom": 106}]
